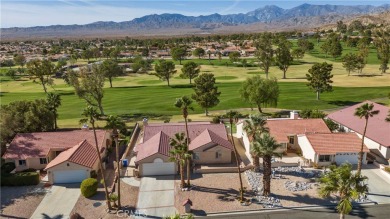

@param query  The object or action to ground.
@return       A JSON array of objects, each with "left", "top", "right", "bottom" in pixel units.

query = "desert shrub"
[
  {"left": 385, "top": 167, "right": 390, "bottom": 173},
  {"left": 80, "top": 178, "right": 98, "bottom": 198},
  {"left": 1, "top": 172, "right": 40, "bottom": 186},
  {"left": 212, "top": 116, "right": 221, "bottom": 124}
]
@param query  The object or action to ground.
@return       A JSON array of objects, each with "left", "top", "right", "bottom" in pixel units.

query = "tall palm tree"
[
  {"left": 105, "top": 115, "right": 126, "bottom": 209},
  {"left": 354, "top": 103, "right": 379, "bottom": 175},
  {"left": 80, "top": 105, "right": 111, "bottom": 210},
  {"left": 46, "top": 92, "right": 61, "bottom": 130},
  {"left": 319, "top": 163, "right": 368, "bottom": 219},
  {"left": 251, "top": 133, "right": 283, "bottom": 196},
  {"left": 174, "top": 96, "right": 194, "bottom": 187},
  {"left": 226, "top": 110, "right": 245, "bottom": 201},
  {"left": 169, "top": 132, "right": 187, "bottom": 188},
  {"left": 243, "top": 114, "right": 269, "bottom": 171}
]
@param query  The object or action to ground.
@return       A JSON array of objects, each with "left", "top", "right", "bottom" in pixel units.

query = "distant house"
[
  {"left": 2, "top": 129, "right": 111, "bottom": 184},
  {"left": 134, "top": 122, "right": 233, "bottom": 176},
  {"left": 298, "top": 133, "right": 369, "bottom": 166},
  {"left": 327, "top": 101, "right": 390, "bottom": 164},
  {"left": 236, "top": 112, "right": 331, "bottom": 162}
]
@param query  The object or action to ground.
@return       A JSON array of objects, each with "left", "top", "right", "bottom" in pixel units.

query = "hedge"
[
  {"left": 1, "top": 172, "right": 40, "bottom": 186},
  {"left": 1, "top": 162, "right": 16, "bottom": 174},
  {"left": 80, "top": 178, "right": 98, "bottom": 198}
]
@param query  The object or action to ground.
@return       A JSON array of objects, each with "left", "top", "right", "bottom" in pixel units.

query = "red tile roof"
[
  {"left": 135, "top": 131, "right": 171, "bottom": 163},
  {"left": 143, "top": 123, "right": 229, "bottom": 143},
  {"left": 327, "top": 101, "right": 390, "bottom": 147},
  {"left": 2, "top": 130, "right": 108, "bottom": 160},
  {"left": 189, "top": 129, "right": 233, "bottom": 151},
  {"left": 266, "top": 119, "right": 331, "bottom": 143},
  {"left": 304, "top": 133, "right": 369, "bottom": 155},
  {"left": 135, "top": 123, "right": 232, "bottom": 163},
  {"left": 45, "top": 140, "right": 98, "bottom": 170}
]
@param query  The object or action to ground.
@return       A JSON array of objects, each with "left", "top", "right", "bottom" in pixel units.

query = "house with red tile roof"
[
  {"left": 236, "top": 112, "right": 331, "bottom": 163},
  {"left": 298, "top": 133, "right": 369, "bottom": 166},
  {"left": 327, "top": 101, "right": 390, "bottom": 164},
  {"left": 134, "top": 122, "right": 233, "bottom": 176},
  {"left": 2, "top": 129, "right": 111, "bottom": 183}
]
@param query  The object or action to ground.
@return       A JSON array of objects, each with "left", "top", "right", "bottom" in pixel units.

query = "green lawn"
[{"left": 1, "top": 82, "right": 388, "bottom": 127}]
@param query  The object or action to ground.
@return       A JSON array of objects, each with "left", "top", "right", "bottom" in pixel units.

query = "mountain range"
[{"left": 2, "top": 3, "right": 390, "bottom": 40}]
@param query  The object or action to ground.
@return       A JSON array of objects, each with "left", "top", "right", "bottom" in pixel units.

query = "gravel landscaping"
[{"left": 1, "top": 185, "right": 47, "bottom": 218}]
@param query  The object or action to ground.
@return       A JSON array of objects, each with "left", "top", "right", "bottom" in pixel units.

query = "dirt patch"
[
  {"left": 175, "top": 173, "right": 334, "bottom": 216},
  {"left": 71, "top": 180, "right": 139, "bottom": 219},
  {"left": 1, "top": 185, "right": 46, "bottom": 218},
  {"left": 175, "top": 173, "right": 259, "bottom": 215}
]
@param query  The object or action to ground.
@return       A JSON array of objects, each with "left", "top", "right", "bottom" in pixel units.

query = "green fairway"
[{"left": 1, "top": 81, "right": 389, "bottom": 127}]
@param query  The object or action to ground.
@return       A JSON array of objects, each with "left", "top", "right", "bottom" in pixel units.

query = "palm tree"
[
  {"left": 251, "top": 133, "right": 283, "bottom": 196},
  {"left": 319, "top": 163, "right": 368, "bottom": 219},
  {"left": 243, "top": 114, "right": 269, "bottom": 171},
  {"left": 354, "top": 103, "right": 379, "bottom": 175},
  {"left": 174, "top": 96, "right": 194, "bottom": 187},
  {"left": 80, "top": 105, "right": 111, "bottom": 210},
  {"left": 46, "top": 92, "right": 61, "bottom": 130},
  {"left": 169, "top": 132, "right": 187, "bottom": 188},
  {"left": 105, "top": 115, "right": 126, "bottom": 209},
  {"left": 226, "top": 110, "right": 245, "bottom": 201}
]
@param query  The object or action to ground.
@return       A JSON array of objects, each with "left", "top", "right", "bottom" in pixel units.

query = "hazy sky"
[{"left": 2, "top": 0, "right": 389, "bottom": 28}]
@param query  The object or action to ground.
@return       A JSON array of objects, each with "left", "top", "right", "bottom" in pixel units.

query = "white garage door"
[
  {"left": 141, "top": 159, "right": 176, "bottom": 176},
  {"left": 53, "top": 170, "right": 88, "bottom": 184},
  {"left": 335, "top": 153, "right": 359, "bottom": 165}
]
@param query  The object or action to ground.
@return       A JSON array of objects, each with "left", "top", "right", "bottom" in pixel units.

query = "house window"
[
  {"left": 319, "top": 155, "right": 331, "bottom": 162},
  {"left": 215, "top": 151, "right": 222, "bottom": 159},
  {"left": 289, "top": 136, "right": 295, "bottom": 144},
  {"left": 40, "top": 158, "right": 47, "bottom": 164},
  {"left": 19, "top": 160, "right": 26, "bottom": 166},
  {"left": 193, "top": 153, "right": 200, "bottom": 160}
]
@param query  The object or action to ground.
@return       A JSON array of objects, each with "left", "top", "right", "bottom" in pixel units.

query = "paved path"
[
  {"left": 361, "top": 165, "right": 390, "bottom": 204},
  {"left": 30, "top": 184, "right": 80, "bottom": 219},
  {"left": 136, "top": 176, "right": 176, "bottom": 218}
]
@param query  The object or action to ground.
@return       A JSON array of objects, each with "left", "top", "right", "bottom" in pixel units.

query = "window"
[
  {"left": 215, "top": 151, "right": 222, "bottom": 159},
  {"left": 289, "top": 136, "right": 295, "bottom": 144},
  {"left": 19, "top": 160, "right": 26, "bottom": 166},
  {"left": 40, "top": 158, "right": 47, "bottom": 164},
  {"left": 319, "top": 155, "right": 331, "bottom": 162},
  {"left": 193, "top": 153, "right": 200, "bottom": 160}
]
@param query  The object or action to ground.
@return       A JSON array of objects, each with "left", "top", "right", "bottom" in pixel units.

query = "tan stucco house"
[
  {"left": 2, "top": 129, "right": 111, "bottom": 184},
  {"left": 134, "top": 122, "right": 233, "bottom": 176}
]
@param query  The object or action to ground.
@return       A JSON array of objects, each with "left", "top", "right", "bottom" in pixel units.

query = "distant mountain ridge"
[{"left": 2, "top": 3, "right": 390, "bottom": 39}]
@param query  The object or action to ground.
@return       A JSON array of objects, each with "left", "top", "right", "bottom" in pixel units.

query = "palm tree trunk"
[
  {"left": 184, "top": 115, "right": 191, "bottom": 187},
  {"left": 91, "top": 122, "right": 111, "bottom": 210},
  {"left": 340, "top": 213, "right": 345, "bottom": 219},
  {"left": 357, "top": 118, "right": 368, "bottom": 175},
  {"left": 252, "top": 154, "right": 260, "bottom": 172},
  {"left": 180, "top": 162, "right": 185, "bottom": 188},
  {"left": 231, "top": 121, "right": 244, "bottom": 201},
  {"left": 262, "top": 155, "right": 272, "bottom": 196},
  {"left": 114, "top": 133, "right": 121, "bottom": 208}
]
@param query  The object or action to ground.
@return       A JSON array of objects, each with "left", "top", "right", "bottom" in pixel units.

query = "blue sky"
[{"left": 1, "top": 0, "right": 389, "bottom": 28}]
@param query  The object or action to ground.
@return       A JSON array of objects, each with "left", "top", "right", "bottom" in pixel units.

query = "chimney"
[
  {"left": 142, "top": 118, "right": 148, "bottom": 127},
  {"left": 81, "top": 124, "right": 89, "bottom": 131},
  {"left": 290, "top": 111, "right": 299, "bottom": 120}
]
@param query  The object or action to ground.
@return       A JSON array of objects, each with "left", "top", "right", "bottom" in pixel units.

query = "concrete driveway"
[
  {"left": 361, "top": 165, "right": 390, "bottom": 204},
  {"left": 30, "top": 184, "right": 80, "bottom": 219},
  {"left": 136, "top": 175, "right": 176, "bottom": 218}
]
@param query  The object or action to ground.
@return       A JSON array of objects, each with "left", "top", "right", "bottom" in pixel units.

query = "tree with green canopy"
[
  {"left": 180, "top": 61, "right": 200, "bottom": 84},
  {"left": 306, "top": 62, "right": 333, "bottom": 100},
  {"left": 100, "top": 59, "right": 124, "bottom": 88},
  {"left": 191, "top": 73, "right": 220, "bottom": 116},
  {"left": 26, "top": 59, "right": 56, "bottom": 93},
  {"left": 239, "top": 76, "right": 279, "bottom": 113},
  {"left": 154, "top": 60, "right": 177, "bottom": 86}
]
